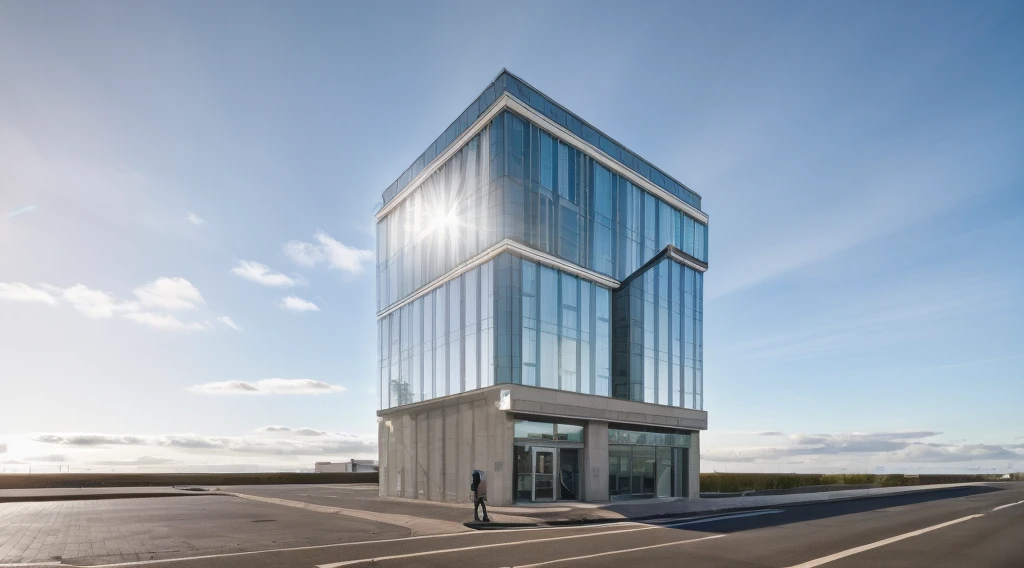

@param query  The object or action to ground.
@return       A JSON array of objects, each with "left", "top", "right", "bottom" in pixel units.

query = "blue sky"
[{"left": 1, "top": 0, "right": 1022, "bottom": 473}]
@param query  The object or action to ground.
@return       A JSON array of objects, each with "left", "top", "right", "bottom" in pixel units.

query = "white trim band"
[{"left": 376, "top": 239, "right": 622, "bottom": 320}]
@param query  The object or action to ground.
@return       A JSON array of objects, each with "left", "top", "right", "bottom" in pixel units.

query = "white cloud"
[
  {"left": 34, "top": 434, "right": 146, "bottom": 446},
  {"left": 284, "top": 230, "right": 372, "bottom": 275},
  {"left": 91, "top": 455, "right": 179, "bottom": 466},
  {"left": 702, "top": 430, "right": 1024, "bottom": 467},
  {"left": 123, "top": 312, "right": 210, "bottom": 332},
  {"left": 186, "top": 211, "right": 205, "bottom": 225},
  {"left": 132, "top": 277, "right": 205, "bottom": 311},
  {"left": 30, "top": 429, "right": 375, "bottom": 459},
  {"left": 23, "top": 454, "right": 67, "bottom": 463},
  {"left": 216, "top": 316, "right": 243, "bottom": 332},
  {"left": 0, "top": 282, "right": 57, "bottom": 305},
  {"left": 49, "top": 283, "right": 139, "bottom": 319},
  {"left": 189, "top": 378, "right": 345, "bottom": 395},
  {"left": 3, "top": 279, "right": 212, "bottom": 331},
  {"left": 231, "top": 260, "right": 296, "bottom": 287},
  {"left": 283, "top": 240, "right": 323, "bottom": 267},
  {"left": 255, "top": 426, "right": 327, "bottom": 437},
  {"left": 279, "top": 296, "right": 320, "bottom": 312}
]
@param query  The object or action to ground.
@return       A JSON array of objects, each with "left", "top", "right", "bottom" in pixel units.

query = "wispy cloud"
[
  {"left": 702, "top": 430, "right": 1024, "bottom": 466},
  {"left": 5, "top": 205, "right": 37, "bottom": 219},
  {"left": 1, "top": 278, "right": 212, "bottom": 332},
  {"left": 216, "top": 316, "right": 243, "bottom": 332},
  {"left": 186, "top": 211, "right": 204, "bottom": 225},
  {"left": 231, "top": 261, "right": 297, "bottom": 287},
  {"left": 255, "top": 426, "right": 328, "bottom": 437},
  {"left": 279, "top": 296, "right": 319, "bottom": 312},
  {"left": 35, "top": 434, "right": 147, "bottom": 446},
  {"left": 31, "top": 429, "right": 374, "bottom": 457},
  {"left": 91, "top": 455, "right": 179, "bottom": 466},
  {"left": 284, "top": 230, "right": 372, "bottom": 275},
  {"left": 23, "top": 454, "right": 67, "bottom": 463},
  {"left": 46, "top": 284, "right": 138, "bottom": 319},
  {"left": 123, "top": 312, "right": 210, "bottom": 332},
  {"left": 0, "top": 282, "right": 57, "bottom": 305},
  {"left": 188, "top": 378, "right": 345, "bottom": 395},
  {"left": 133, "top": 277, "right": 205, "bottom": 311},
  {"left": 754, "top": 431, "right": 784, "bottom": 436}
]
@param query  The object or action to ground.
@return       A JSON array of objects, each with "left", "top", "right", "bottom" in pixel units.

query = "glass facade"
[
  {"left": 612, "top": 257, "right": 704, "bottom": 410},
  {"left": 608, "top": 426, "right": 690, "bottom": 499},
  {"left": 381, "top": 70, "right": 701, "bottom": 210},
  {"left": 377, "top": 110, "right": 708, "bottom": 311},
  {"left": 377, "top": 75, "right": 707, "bottom": 414},
  {"left": 378, "top": 260, "right": 495, "bottom": 409}
]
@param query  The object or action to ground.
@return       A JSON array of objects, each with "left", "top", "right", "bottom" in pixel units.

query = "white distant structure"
[{"left": 315, "top": 459, "right": 378, "bottom": 473}]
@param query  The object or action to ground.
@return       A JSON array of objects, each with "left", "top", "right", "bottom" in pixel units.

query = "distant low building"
[{"left": 314, "top": 459, "right": 378, "bottom": 473}]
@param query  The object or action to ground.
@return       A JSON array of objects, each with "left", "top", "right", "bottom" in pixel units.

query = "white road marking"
[
  {"left": 660, "top": 509, "right": 783, "bottom": 527},
  {"left": 30, "top": 522, "right": 637, "bottom": 568},
  {"left": 992, "top": 500, "right": 1024, "bottom": 512},
  {"left": 784, "top": 514, "right": 985, "bottom": 567},
  {"left": 510, "top": 534, "right": 726, "bottom": 567},
  {"left": 316, "top": 522, "right": 697, "bottom": 568}
]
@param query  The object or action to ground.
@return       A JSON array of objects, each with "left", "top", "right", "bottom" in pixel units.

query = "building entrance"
[
  {"left": 515, "top": 446, "right": 580, "bottom": 502},
  {"left": 513, "top": 419, "right": 585, "bottom": 502}
]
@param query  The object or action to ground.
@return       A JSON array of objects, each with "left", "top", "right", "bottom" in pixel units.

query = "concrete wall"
[
  {"left": 379, "top": 384, "right": 706, "bottom": 505},
  {"left": 378, "top": 388, "right": 516, "bottom": 505},
  {"left": 583, "top": 421, "right": 609, "bottom": 501},
  {"left": 688, "top": 431, "right": 701, "bottom": 498}
]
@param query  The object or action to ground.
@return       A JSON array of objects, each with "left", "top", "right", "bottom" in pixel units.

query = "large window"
[
  {"left": 519, "top": 258, "right": 611, "bottom": 397},
  {"left": 612, "top": 257, "right": 704, "bottom": 410},
  {"left": 608, "top": 427, "right": 690, "bottom": 499},
  {"left": 377, "top": 111, "right": 708, "bottom": 312},
  {"left": 514, "top": 420, "right": 584, "bottom": 443},
  {"left": 379, "top": 261, "right": 495, "bottom": 410}
]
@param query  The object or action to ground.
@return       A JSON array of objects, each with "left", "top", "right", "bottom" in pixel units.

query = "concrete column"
[
  {"left": 583, "top": 421, "right": 609, "bottom": 502},
  {"left": 378, "top": 421, "right": 388, "bottom": 497},
  {"left": 688, "top": 431, "right": 700, "bottom": 499}
]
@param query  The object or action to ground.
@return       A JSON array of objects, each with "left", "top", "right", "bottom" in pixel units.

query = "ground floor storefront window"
[
  {"left": 513, "top": 419, "right": 584, "bottom": 502},
  {"left": 609, "top": 427, "right": 690, "bottom": 499}
]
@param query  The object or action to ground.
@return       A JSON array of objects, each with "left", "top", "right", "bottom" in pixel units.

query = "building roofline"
[
  {"left": 379, "top": 69, "right": 702, "bottom": 211},
  {"left": 499, "top": 69, "right": 702, "bottom": 201}
]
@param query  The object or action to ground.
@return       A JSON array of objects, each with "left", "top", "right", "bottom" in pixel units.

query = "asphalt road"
[{"left": 3, "top": 483, "right": 1021, "bottom": 568}]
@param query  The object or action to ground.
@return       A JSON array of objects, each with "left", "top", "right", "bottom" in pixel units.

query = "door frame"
[{"left": 531, "top": 446, "right": 557, "bottom": 502}]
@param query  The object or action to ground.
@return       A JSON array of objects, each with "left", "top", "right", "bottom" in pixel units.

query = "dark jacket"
[{"left": 471, "top": 471, "right": 487, "bottom": 499}]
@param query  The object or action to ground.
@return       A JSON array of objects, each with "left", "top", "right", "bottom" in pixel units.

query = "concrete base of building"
[{"left": 377, "top": 384, "right": 706, "bottom": 506}]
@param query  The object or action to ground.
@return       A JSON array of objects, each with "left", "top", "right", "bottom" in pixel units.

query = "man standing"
[{"left": 471, "top": 469, "right": 490, "bottom": 522}]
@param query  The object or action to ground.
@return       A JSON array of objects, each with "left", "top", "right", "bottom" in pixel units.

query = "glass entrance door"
[
  {"left": 558, "top": 448, "right": 579, "bottom": 500},
  {"left": 533, "top": 448, "right": 556, "bottom": 501}
]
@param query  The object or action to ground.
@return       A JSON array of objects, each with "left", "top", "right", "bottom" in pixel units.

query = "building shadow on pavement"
[{"left": 645, "top": 485, "right": 1005, "bottom": 534}]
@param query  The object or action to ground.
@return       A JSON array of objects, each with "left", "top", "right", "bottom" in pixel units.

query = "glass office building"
[{"left": 376, "top": 71, "right": 708, "bottom": 505}]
